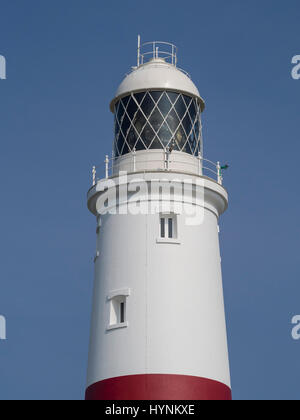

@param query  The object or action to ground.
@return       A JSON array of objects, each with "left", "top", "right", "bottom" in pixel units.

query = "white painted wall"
[{"left": 86, "top": 174, "right": 230, "bottom": 389}]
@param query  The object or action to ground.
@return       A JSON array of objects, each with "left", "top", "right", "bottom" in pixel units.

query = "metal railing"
[
  {"left": 91, "top": 151, "right": 225, "bottom": 187},
  {"left": 138, "top": 40, "right": 178, "bottom": 67},
  {"left": 135, "top": 38, "right": 192, "bottom": 79}
]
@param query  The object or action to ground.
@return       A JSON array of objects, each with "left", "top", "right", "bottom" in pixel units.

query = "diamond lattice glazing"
[{"left": 114, "top": 91, "right": 202, "bottom": 157}]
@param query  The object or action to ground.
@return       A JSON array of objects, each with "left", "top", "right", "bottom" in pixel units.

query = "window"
[
  {"left": 160, "top": 216, "right": 174, "bottom": 239},
  {"left": 110, "top": 296, "right": 126, "bottom": 326},
  {"left": 107, "top": 289, "right": 130, "bottom": 331},
  {"left": 159, "top": 214, "right": 178, "bottom": 241}
]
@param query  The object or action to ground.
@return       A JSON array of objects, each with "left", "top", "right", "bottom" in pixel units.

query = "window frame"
[
  {"left": 157, "top": 212, "right": 181, "bottom": 244},
  {"left": 106, "top": 289, "right": 130, "bottom": 331}
]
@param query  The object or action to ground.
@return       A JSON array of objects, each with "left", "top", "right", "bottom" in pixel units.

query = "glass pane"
[
  {"left": 188, "top": 134, "right": 196, "bottom": 154},
  {"left": 148, "top": 108, "right": 163, "bottom": 134},
  {"left": 141, "top": 93, "right": 155, "bottom": 117},
  {"left": 133, "top": 92, "right": 145, "bottom": 105},
  {"left": 194, "top": 114, "right": 201, "bottom": 151},
  {"left": 189, "top": 130, "right": 197, "bottom": 154},
  {"left": 149, "top": 91, "right": 163, "bottom": 103},
  {"left": 120, "top": 113, "right": 131, "bottom": 139},
  {"left": 173, "top": 94, "right": 186, "bottom": 118},
  {"left": 114, "top": 100, "right": 120, "bottom": 118},
  {"left": 121, "top": 140, "right": 130, "bottom": 155},
  {"left": 135, "top": 138, "right": 146, "bottom": 151},
  {"left": 116, "top": 101, "right": 125, "bottom": 125},
  {"left": 157, "top": 92, "right": 172, "bottom": 115},
  {"left": 113, "top": 143, "right": 120, "bottom": 157},
  {"left": 182, "top": 94, "right": 193, "bottom": 110},
  {"left": 121, "top": 95, "right": 130, "bottom": 109},
  {"left": 116, "top": 132, "right": 125, "bottom": 156},
  {"left": 166, "top": 108, "right": 180, "bottom": 135},
  {"left": 149, "top": 135, "right": 163, "bottom": 149},
  {"left": 182, "top": 113, "right": 192, "bottom": 138},
  {"left": 194, "top": 119, "right": 200, "bottom": 138},
  {"left": 183, "top": 140, "right": 192, "bottom": 155},
  {"left": 160, "top": 218, "right": 165, "bottom": 238},
  {"left": 120, "top": 302, "right": 125, "bottom": 324},
  {"left": 175, "top": 124, "right": 186, "bottom": 150},
  {"left": 127, "top": 126, "right": 137, "bottom": 150},
  {"left": 166, "top": 91, "right": 179, "bottom": 104},
  {"left": 126, "top": 96, "right": 138, "bottom": 120},
  {"left": 168, "top": 218, "right": 173, "bottom": 239},
  {"left": 188, "top": 99, "right": 197, "bottom": 121},
  {"left": 133, "top": 110, "right": 146, "bottom": 134},
  {"left": 141, "top": 123, "right": 155, "bottom": 145},
  {"left": 157, "top": 122, "right": 173, "bottom": 148},
  {"left": 115, "top": 118, "right": 121, "bottom": 140}
]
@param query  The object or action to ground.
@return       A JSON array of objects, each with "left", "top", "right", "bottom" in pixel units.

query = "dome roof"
[{"left": 110, "top": 58, "right": 205, "bottom": 113}]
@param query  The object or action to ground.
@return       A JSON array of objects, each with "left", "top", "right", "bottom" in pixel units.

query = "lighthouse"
[{"left": 85, "top": 39, "right": 232, "bottom": 401}]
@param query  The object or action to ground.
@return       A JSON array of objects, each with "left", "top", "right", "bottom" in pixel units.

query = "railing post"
[
  {"left": 198, "top": 152, "right": 202, "bottom": 176},
  {"left": 105, "top": 155, "right": 109, "bottom": 179},
  {"left": 164, "top": 148, "right": 169, "bottom": 171},
  {"left": 217, "top": 161, "right": 223, "bottom": 185},
  {"left": 92, "top": 166, "right": 96, "bottom": 186},
  {"left": 133, "top": 148, "right": 136, "bottom": 172}
]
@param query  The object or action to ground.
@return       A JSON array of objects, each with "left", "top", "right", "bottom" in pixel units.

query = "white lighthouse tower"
[{"left": 85, "top": 40, "right": 232, "bottom": 400}]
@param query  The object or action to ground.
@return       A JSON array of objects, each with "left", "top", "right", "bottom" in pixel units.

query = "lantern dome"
[{"left": 110, "top": 41, "right": 205, "bottom": 113}]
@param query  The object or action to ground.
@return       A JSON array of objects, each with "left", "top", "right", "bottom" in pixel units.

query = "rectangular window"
[
  {"left": 107, "top": 289, "right": 130, "bottom": 331},
  {"left": 160, "top": 214, "right": 177, "bottom": 240},
  {"left": 109, "top": 296, "right": 127, "bottom": 328}
]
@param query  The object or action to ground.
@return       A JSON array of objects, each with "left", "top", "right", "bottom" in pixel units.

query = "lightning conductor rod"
[{"left": 137, "top": 35, "right": 141, "bottom": 67}]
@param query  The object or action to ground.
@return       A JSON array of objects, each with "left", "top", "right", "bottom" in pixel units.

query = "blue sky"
[{"left": 0, "top": 0, "right": 300, "bottom": 400}]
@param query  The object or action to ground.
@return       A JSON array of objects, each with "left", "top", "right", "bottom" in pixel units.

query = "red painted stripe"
[{"left": 85, "top": 374, "right": 232, "bottom": 400}]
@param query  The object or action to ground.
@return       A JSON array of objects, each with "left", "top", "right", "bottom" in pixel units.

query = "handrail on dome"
[
  {"left": 135, "top": 37, "right": 191, "bottom": 79},
  {"left": 137, "top": 36, "right": 178, "bottom": 67}
]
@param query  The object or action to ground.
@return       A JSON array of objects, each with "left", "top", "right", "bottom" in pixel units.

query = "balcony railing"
[{"left": 91, "top": 152, "right": 225, "bottom": 187}]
